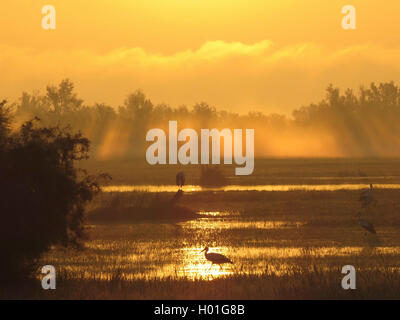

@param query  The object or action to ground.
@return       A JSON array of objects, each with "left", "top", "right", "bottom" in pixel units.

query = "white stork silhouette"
[
  {"left": 359, "top": 183, "right": 377, "bottom": 208},
  {"left": 176, "top": 171, "right": 185, "bottom": 188},
  {"left": 201, "top": 247, "right": 233, "bottom": 270},
  {"left": 171, "top": 171, "right": 185, "bottom": 204}
]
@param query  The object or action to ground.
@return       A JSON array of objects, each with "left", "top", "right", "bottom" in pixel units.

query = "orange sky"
[{"left": 1, "top": 0, "right": 400, "bottom": 114}]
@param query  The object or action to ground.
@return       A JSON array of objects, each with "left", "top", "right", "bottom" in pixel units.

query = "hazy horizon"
[{"left": 2, "top": 0, "right": 400, "bottom": 114}]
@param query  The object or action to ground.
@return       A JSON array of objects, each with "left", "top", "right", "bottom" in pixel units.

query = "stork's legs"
[{"left": 206, "top": 263, "right": 227, "bottom": 272}]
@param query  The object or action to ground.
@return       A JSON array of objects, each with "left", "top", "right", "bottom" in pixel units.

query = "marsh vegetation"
[
  {"left": 4, "top": 160, "right": 400, "bottom": 299},
  {"left": 3, "top": 80, "right": 400, "bottom": 299}
]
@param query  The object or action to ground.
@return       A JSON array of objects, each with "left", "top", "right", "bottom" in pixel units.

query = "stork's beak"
[{"left": 200, "top": 248, "right": 206, "bottom": 252}]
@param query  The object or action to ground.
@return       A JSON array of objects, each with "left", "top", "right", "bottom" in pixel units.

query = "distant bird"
[
  {"left": 359, "top": 183, "right": 377, "bottom": 208},
  {"left": 172, "top": 171, "right": 185, "bottom": 204},
  {"left": 356, "top": 212, "right": 376, "bottom": 235},
  {"left": 201, "top": 247, "right": 233, "bottom": 270},
  {"left": 176, "top": 171, "right": 185, "bottom": 188}
]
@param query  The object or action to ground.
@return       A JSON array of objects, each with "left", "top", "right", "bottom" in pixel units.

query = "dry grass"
[{"left": 4, "top": 262, "right": 400, "bottom": 300}]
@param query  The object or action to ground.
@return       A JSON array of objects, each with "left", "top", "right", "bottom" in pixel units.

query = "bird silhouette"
[
  {"left": 172, "top": 172, "right": 185, "bottom": 204},
  {"left": 359, "top": 183, "right": 377, "bottom": 208},
  {"left": 356, "top": 212, "right": 376, "bottom": 235},
  {"left": 176, "top": 171, "right": 185, "bottom": 188},
  {"left": 201, "top": 247, "right": 233, "bottom": 270}
]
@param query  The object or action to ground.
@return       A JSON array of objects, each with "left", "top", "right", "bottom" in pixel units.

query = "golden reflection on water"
[
  {"left": 180, "top": 247, "right": 234, "bottom": 279},
  {"left": 55, "top": 244, "right": 400, "bottom": 281},
  {"left": 183, "top": 218, "right": 304, "bottom": 230},
  {"left": 102, "top": 183, "right": 400, "bottom": 193},
  {"left": 48, "top": 212, "right": 400, "bottom": 281},
  {"left": 62, "top": 218, "right": 400, "bottom": 280},
  {"left": 46, "top": 210, "right": 400, "bottom": 281},
  {"left": 198, "top": 211, "right": 234, "bottom": 217}
]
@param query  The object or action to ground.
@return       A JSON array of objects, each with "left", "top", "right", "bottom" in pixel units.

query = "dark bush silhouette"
[
  {"left": 199, "top": 166, "right": 228, "bottom": 187},
  {"left": 0, "top": 102, "right": 107, "bottom": 280}
]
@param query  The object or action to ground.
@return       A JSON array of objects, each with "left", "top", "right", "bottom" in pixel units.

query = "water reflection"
[
  {"left": 180, "top": 247, "right": 234, "bottom": 279},
  {"left": 198, "top": 211, "right": 234, "bottom": 217},
  {"left": 182, "top": 217, "right": 304, "bottom": 230},
  {"left": 102, "top": 183, "right": 400, "bottom": 193},
  {"left": 43, "top": 209, "right": 400, "bottom": 281},
  {"left": 53, "top": 243, "right": 400, "bottom": 281}
]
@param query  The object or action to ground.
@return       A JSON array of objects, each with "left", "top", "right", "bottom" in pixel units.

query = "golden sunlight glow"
[
  {"left": 102, "top": 184, "right": 400, "bottom": 193},
  {"left": 2, "top": 0, "right": 400, "bottom": 113}
]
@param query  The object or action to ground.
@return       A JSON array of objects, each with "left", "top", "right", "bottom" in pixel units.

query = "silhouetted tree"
[
  {"left": 0, "top": 102, "right": 107, "bottom": 280},
  {"left": 0, "top": 100, "right": 11, "bottom": 144},
  {"left": 46, "top": 79, "right": 84, "bottom": 114}
]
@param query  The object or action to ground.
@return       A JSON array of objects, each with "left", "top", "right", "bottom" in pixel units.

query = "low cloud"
[{"left": 1, "top": 40, "right": 400, "bottom": 113}]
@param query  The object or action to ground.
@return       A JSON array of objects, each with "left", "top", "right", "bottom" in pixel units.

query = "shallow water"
[
  {"left": 102, "top": 183, "right": 400, "bottom": 193},
  {"left": 47, "top": 174, "right": 400, "bottom": 281},
  {"left": 45, "top": 208, "right": 400, "bottom": 281}
]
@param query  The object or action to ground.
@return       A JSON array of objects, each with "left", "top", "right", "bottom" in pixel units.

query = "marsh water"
[
  {"left": 103, "top": 183, "right": 400, "bottom": 193},
  {"left": 35, "top": 159, "right": 400, "bottom": 299},
  {"left": 45, "top": 205, "right": 400, "bottom": 281}
]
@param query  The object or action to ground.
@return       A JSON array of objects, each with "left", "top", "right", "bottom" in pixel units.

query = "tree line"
[{"left": 10, "top": 79, "right": 400, "bottom": 158}]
